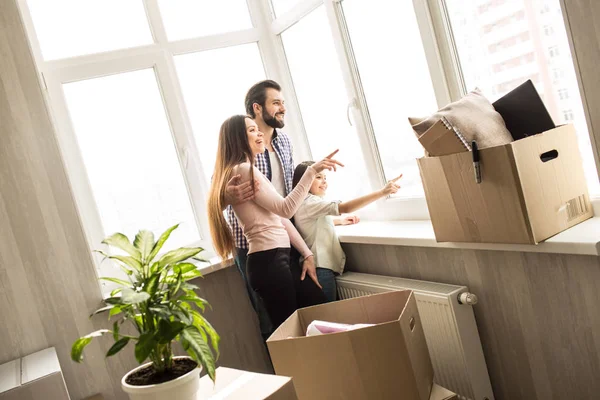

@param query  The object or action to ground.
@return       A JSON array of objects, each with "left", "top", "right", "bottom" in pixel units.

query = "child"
[{"left": 292, "top": 161, "right": 402, "bottom": 302}]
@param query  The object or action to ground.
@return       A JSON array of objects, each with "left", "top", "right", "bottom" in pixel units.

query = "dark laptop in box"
[{"left": 492, "top": 79, "right": 556, "bottom": 141}]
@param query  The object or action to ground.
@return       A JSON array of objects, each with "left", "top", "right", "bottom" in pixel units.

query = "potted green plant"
[{"left": 71, "top": 224, "right": 220, "bottom": 400}]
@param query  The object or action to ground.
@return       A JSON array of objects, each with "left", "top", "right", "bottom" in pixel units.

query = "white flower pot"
[{"left": 121, "top": 357, "right": 201, "bottom": 400}]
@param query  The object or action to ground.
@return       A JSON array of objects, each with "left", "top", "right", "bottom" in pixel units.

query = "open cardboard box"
[
  {"left": 267, "top": 290, "right": 434, "bottom": 400},
  {"left": 417, "top": 124, "right": 593, "bottom": 244}
]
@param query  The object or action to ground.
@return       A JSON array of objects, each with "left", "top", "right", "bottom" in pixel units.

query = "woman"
[{"left": 208, "top": 115, "right": 342, "bottom": 329}]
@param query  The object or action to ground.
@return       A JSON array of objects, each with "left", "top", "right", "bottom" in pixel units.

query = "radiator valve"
[{"left": 458, "top": 292, "right": 478, "bottom": 305}]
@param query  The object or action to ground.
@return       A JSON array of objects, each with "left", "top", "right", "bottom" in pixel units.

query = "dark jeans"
[
  {"left": 234, "top": 248, "right": 273, "bottom": 340},
  {"left": 316, "top": 267, "right": 338, "bottom": 303},
  {"left": 288, "top": 247, "right": 328, "bottom": 309},
  {"left": 247, "top": 248, "right": 326, "bottom": 330}
]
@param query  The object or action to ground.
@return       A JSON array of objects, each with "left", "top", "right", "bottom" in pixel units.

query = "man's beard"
[{"left": 262, "top": 109, "right": 285, "bottom": 129}]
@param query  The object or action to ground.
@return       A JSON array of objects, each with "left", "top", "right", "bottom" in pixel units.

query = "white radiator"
[{"left": 336, "top": 272, "right": 494, "bottom": 400}]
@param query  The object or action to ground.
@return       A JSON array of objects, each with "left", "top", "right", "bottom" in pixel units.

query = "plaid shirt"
[{"left": 226, "top": 129, "right": 295, "bottom": 249}]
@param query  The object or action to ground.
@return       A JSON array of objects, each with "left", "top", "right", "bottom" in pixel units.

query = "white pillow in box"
[{"left": 306, "top": 320, "right": 374, "bottom": 337}]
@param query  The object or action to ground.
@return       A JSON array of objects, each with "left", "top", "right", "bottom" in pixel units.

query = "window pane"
[
  {"left": 445, "top": 0, "right": 599, "bottom": 195},
  {"left": 270, "top": 0, "right": 302, "bottom": 18},
  {"left": 157, "top": 0, "right": 253, "bottom": 41},
  {"left": 174, "top": 44, "right": 266, "bottom": 184},
  {"left": 26, "top": 0, "right": 153, "bottom": 60},
  {"left": 282, "top": 6, "right": 369, "bottom": 201},
  {"left": 341, "top": 0, "right": 438, "bottom": 198},
  {"left": 63, "top": 69, "right": 199, "bottom": 249}
]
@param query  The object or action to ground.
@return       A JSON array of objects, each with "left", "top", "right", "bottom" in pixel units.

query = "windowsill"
[
  {"left": 336, "top": 217, "right": 600, "bottom": 256},
  {"left": 197, "top": 256, "right": 236, "bottom": 276}
]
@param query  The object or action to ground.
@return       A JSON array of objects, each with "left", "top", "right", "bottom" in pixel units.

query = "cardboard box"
[
  {"left": 418, "top": 124, "right": 593, "bottom": 244},
  {"left": 197, "top": 367, "right": 298, "bottom": 399},
  {"left": 267, "top": 291, "right": 433, "bottom": 400},
  {"left": 430, "top": 384, "right": 457, "bottom": 400}
]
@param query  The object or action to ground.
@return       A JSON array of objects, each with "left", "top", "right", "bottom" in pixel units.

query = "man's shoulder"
[{"left": 274, "top": 130, "right": 292, "bottom": 146}]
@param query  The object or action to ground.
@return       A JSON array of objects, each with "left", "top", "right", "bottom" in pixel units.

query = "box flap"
[
  {"left": 511, "top": 124, "right": 594, "bottom": 242},
  {"left": 400, "top": 293, "right": 434, "bottom": 400},
  {"left": 348, "top": 321, "right": 423, "bottom": 400},
  {"left": 418, "top": 145, "right": 533, "bottom": 244},
  {"left": 429, "top": 383, "right": 457, "bottom": 400},
  {"left": 269, "top": 310, "right": 304, "bottom": 341}
]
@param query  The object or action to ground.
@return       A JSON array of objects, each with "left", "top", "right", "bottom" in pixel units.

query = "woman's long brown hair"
[{"left": 208, "top": 115, "right": 256, "bottom": 260}]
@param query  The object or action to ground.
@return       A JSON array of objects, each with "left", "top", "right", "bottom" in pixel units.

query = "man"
[{"left": 224, "top": 80, "right": 322, "bottom": 340}]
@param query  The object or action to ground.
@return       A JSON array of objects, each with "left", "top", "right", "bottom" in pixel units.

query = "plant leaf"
[
  {"left": 106, "top": 337, "right": 130, "bottom": 357},
  {"left": 104, "top": 296, "right": 124, "bottom": 306},
  {"left": 135, "top": 332, "right": 156, "bottom": 364},
  {"left": 181, "top": 282, "right": 199, "bottom": 291},
  {"left": 108, "top": 255, "right": 142, "bottom": 272},
  {"left": 121, "top": 288, "right": 150, "bottom": 305},
  {"left": 99, "top": 277, "right": 131, "bottom": 287},
  {"left": 173, "top": 263, "right": 198, "bottom": 275},
  {"left": 157, "top": 319, "right": 185, "bottom": 344},
  {"left": 173, "top": 308, "right": 192, "bottom": 325},
  {"left": 89, "top": 305, "right": 114, "bottom": 318},
  {"left": 134, "top": 230, "right": 155, "bottom": 262},
  {"left": 182, "top": 327, "right": 216, "bottom": 381},
  {"left": 71, "top": 329, "right": 110, "bottom": 362},
  {"left": 144, "top": 274, "right": 160, "bottom": 296},
  {"left": 191, "top": 255, "right": 209, "bottom": 263},
  {"left": 191, "top": 310, "right": 220, "bottom": 358},
  {"left": 102, "top": 233, "right": 141, "bottom": 261},
  {"left": 157, "top": 248, "right": 202, "bottom": 271},
  {"left": 170, "top": 270, "right": 183, "bottom": 297},
  {"left": 113, "top": 321, "right": 120, "bottom": 341},
  {"left": 179, "top": 293, "right": 208, "bottom": 312},
  {"left": 163, "top": 269, "right": 202, "bottom": 284},
  {"left": 149, "top": 306, "right": 171, "bottom": 320},
  {"left": 147, "top": 224, "right": 179, "bottom": 263},
  {"left": 109, "top": 305, "right": 124, "bottom": 318}
]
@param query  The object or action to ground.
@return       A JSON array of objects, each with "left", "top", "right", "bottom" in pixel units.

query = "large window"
[
  {"left": 175, "top": 44, "right": 266, "bottom": 184},
  {"left": 20, "top": 0, "right": 268, "bottom": 289},
  {"left": 339, "top": 0, "right": 439, "bottom": 198},
  {"left": 63, "top": 69, "right": 200, "bottom": 249},
  {"left": 444, "top": 0, "right": 599, "bottom": 195},
  {"left": 281, "top": 6, "right": 369, "bottom": 201}
]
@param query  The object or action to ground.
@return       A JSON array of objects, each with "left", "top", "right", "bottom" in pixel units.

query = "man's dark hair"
[
  {"left": 245, "top": 80, "right": 282, "bottom": 118},
  {"left": 292, "top": 161, "right": 315, "bottom": 189}
]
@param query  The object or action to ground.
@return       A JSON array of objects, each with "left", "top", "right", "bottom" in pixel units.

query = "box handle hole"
[
  {"left": 540, "top": 149, "right": 558, "bottom": 162},
  {"left": 409, "top": 317, "right": 416, "bottom": 332}
]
